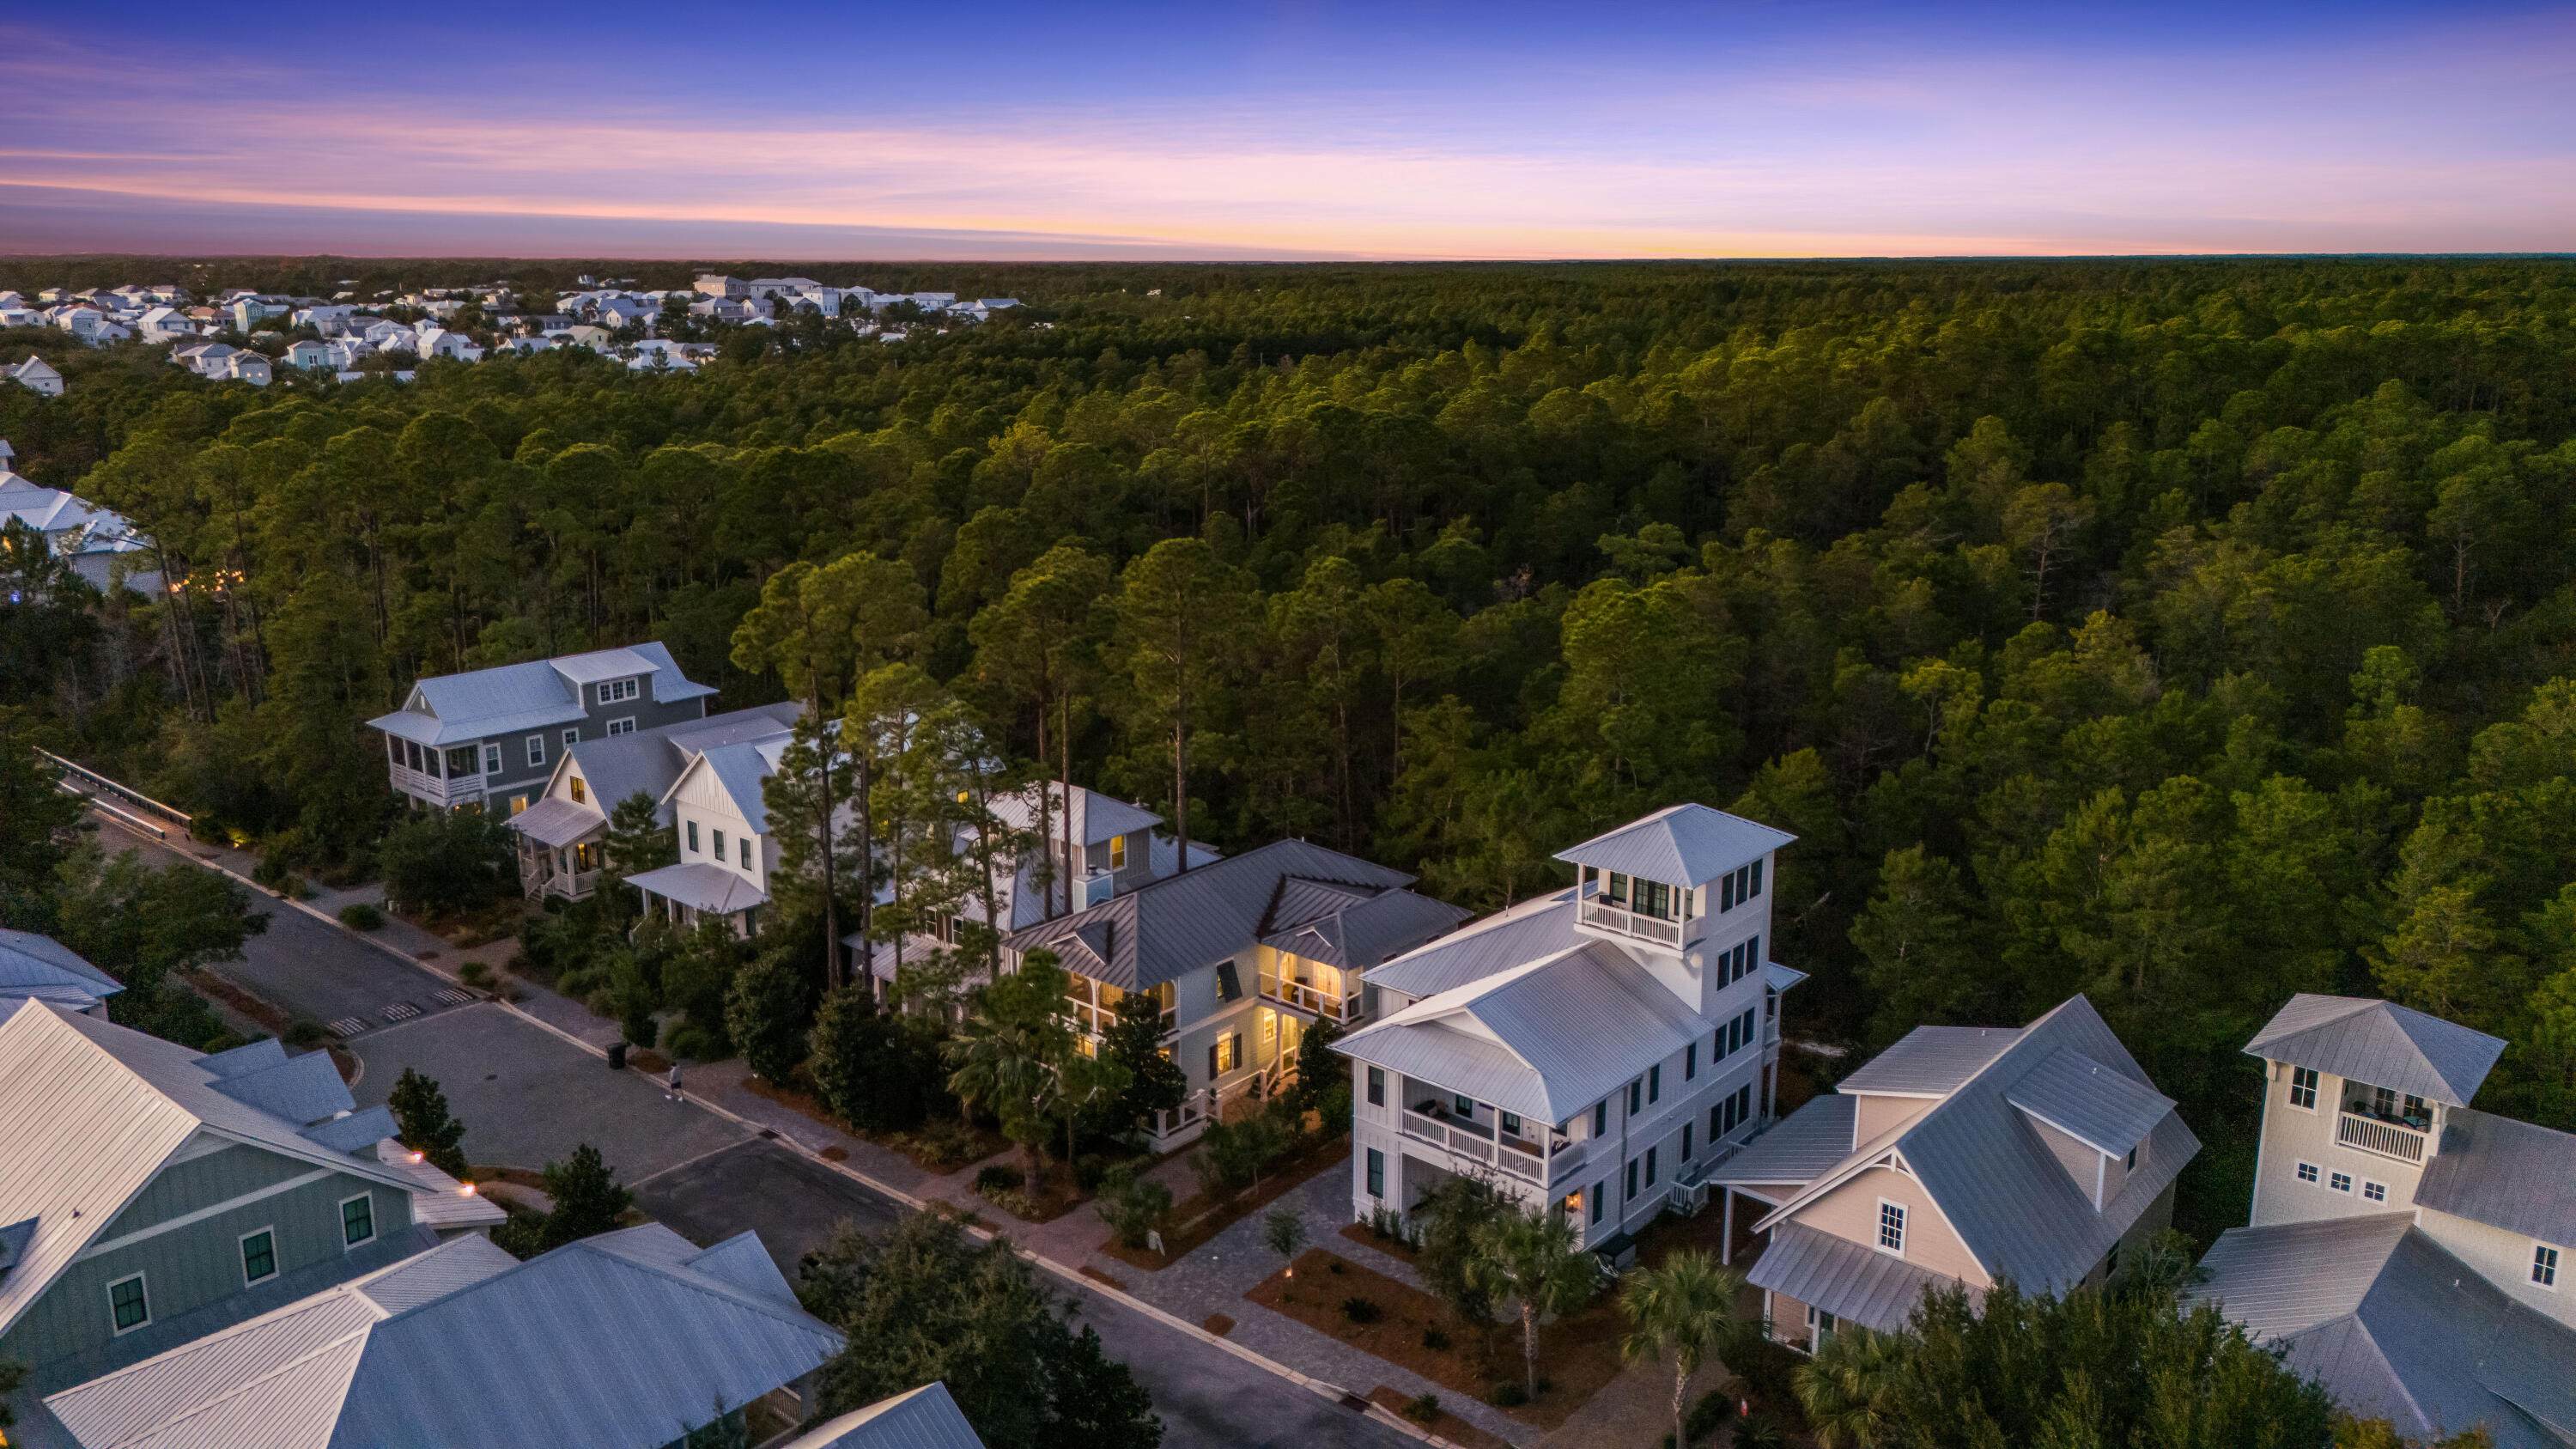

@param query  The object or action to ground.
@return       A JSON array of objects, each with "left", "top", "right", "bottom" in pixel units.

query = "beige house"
[{"left": 1712, "top": 995, "right": 2196, "bottom": 1348}]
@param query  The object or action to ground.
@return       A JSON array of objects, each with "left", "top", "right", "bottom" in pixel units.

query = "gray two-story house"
[
  {"left": 366, "top": 643, "right": 716, "bottom": 813},
  {"left": 0, "top": 998, "right": 499, "bottom": 1437}
]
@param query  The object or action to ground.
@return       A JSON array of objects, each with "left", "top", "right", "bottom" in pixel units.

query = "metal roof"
[
  {"left": 1005, "top": 839, "right": 1425, "bottom": 992},
  {"left": 1363, "top": 888, "right": 1584, "bottom": 1002},
  {"left": 2415, "top": 1107, "right": 2576, "bottom": 1245},
  {"left": 503, "top": 796, "right": 605, "bottom": 849},
  {"left": 679, "top": 740, "right": 784, "bottom": 834},
  {"left": 367, "top": 642, "right": 714, "bottom": 747},
  {"left": 1708, "top": 1095, "right": 1857, "bottom": 1189},
  {"left": 0, "top": 1003, "right": 424, "bottom": 1345},
  {"left": 1335, "top": 940, "right": 1716, "bottom": 1124},
  {"left": 205, "top": 1049, "right": 351, "bottom": 1126},
  {"left": 0, "top": 930, "right": 122, "bottom": 1008},
  {"left": 366, "top": 1142, "right": 507, "bottom": 1232},
  {"left": 992, "top": 783, "right": 1162, "bottom": 848},
  {"left": 1838, "top": 1026, "right": 2026, "bottom": 1096},
  {"left": 1552, "top": 804, "right": 1796, "bottom": 887},
  {"left": 2191, "top": 1216, "right": 2576, "bottom": 1449},
  {"left": 1261, "top": 886, "right": 1472, "bottom": 973},
  {"left": 2004, "top": 1046, "right": 2176, "bottom": 1158},
  {"left": 45, "top": 1225, "right": 841, "bottom": 1449},
  {"left": 623, "top": 861, "right": 768, "bottom": 915},
  {"left": 779, "top": 1383, "right": 987, "bottom": 1449},
  {"left": 2244, "top": 995, "right": 2505, "bottom": 1107},
  {"left": 1753, "top": 996, "right": 2199, "bottom": 1295},
  {"left": 532, "top": 702, "right": 801, "bottom": 831},
  {"left": 1747, "top": 1221, "right": 1964, "bottom": 1334}
]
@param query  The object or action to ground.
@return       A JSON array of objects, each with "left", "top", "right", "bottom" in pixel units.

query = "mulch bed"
[
  {"left": 1364, "top": 1387, "right": 1510, "bottom": 1449},
  {"left": 1099, "top": 1135, "right": 1351, "bottom": 1272},
  {"left": 1080, "top": 1265, "right": 1127, "bottom": 1290},
  {"left": 1202, "top": 1313, "right": 1234, "bottom": 1336},
  {"left": 184, "top": 967, "right": 293, "bottom": 1036},
  {"left": 1245, "top": 1248, "right": 1625, "bottom": 1430},
  {"left": 738, "top": 1075, "right": 1008, "bottom": 1172},
  {"left": 1340, "top": 1221, "right": 1420, "bottom": 1263},
  {"left": 628, "top": 1049, "right": 671, "bottom": 1075}
]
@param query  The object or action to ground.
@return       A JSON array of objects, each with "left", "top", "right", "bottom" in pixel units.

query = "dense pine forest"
[{"left": 9, "top": 255, "right": 2576, "bottom": 1240}]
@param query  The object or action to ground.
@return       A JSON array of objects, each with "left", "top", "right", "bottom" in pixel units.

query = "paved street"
[
  {"left": 349, "top": 1003, "right": 752, "bottom": 1178},
  {"left": 637, "top": 1139, "right": 1415, "bottom": 1449}
]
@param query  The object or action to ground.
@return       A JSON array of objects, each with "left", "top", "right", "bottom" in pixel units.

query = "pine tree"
[{"left": 387, "top": 1067, "right": 469, "bottom": 1178}]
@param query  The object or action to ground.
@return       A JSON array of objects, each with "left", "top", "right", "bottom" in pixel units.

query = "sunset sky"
[{"left": 5, "top": 1, "right": 2573, "bottom": 259}]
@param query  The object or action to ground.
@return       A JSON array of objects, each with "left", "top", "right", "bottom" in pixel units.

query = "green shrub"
[
  {"left": 337, "top": 902, "right": 384, "bottom": 931},
  {"left": 1421, "top": 1325, "right": 1450, "bottom": 1351},
  {"left": 665, "top": 1024, "right": 719, "bottom": 1063},
  {"left": 1489, "top": 1380, "right": 1528, "bottom": 1408},
  {"left": 975, "top": 1164, "right": 1026, "bottom": 1196},
  {"left": 1401, "top": 1393, "right": 1441, "bottom": 1425},
  {"left": 376, "top": 808, "right": 516, "bottom": 916},
  {"left": 1729, "top": 1411, "right": 1787, "bottom": 1449},
  {"left": 457, "top": 960, "right": 491, "bottom": 987},
  {"left": 1093, "top": 1166, "right": 1174, "bottom": 1250},
  {"left": 283, "top": 1020, "right": 331, "bottom": 1049},
  {"left": 1340, "top": 1296, "right": 1382, "bottom": 1324}
]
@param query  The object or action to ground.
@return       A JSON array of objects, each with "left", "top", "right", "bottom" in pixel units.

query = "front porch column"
[{"left": 1722, "top": 1188, "right": 1735, "bottom": 1265}]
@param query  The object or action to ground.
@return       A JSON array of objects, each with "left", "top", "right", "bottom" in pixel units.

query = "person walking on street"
[{"left": 665, "top": 1062, "right": 682, "bottom": 1101}]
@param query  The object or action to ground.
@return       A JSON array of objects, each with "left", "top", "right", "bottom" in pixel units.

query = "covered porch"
[
  {"left": 626, "top": 861, "right": 768, "bottom": 939},
  {"left": 504, "top": 796, "right": 607, "bottom": 901}
]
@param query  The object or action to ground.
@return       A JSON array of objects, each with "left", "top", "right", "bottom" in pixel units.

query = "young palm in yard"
[
  {"left": 1795, "top": 1324, "right": 1905, "bottom": 1448},
  {"left": 1467, "top": 1206, "right": 1600, "bottom": 1403},
  {"left": 1619, "top": 1250, "right": 1747, "bottom": 1449}
]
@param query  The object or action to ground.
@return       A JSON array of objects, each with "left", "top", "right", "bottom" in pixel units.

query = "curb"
[{"left": 94, "top": 806, "right": 1460, "bottom": 1446}]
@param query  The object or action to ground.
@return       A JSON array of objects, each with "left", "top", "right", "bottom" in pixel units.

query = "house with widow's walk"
[
  {"left": 1333, "top": 805, "right": 1804, "bottom": 1260},
  {"left": 366, "top": 643, "right": 715, "bottom": 813},
  {"left": 1707, "top": 994, "right": 2196, "bottom": 1349},
  {"left": 2186, "top": 996, "right": 2576, "bottom": 1449}
]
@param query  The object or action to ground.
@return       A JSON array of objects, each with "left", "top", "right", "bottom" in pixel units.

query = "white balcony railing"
[
  {"left": 390, "top": 762, "right": 483, "bottom": 806},
  {"left": 1399, "top": 1105, "right": 1577, "bottom": 1185},
  {"left": 1579, "top": 897, "right": 1685, "bottom": 947},
  {"left": 1261, "top": 977, "right": 1363, "bottom": 1022},
  {"left": 2337, "top": 1110, "right": 2428, "bottom": 1164}
]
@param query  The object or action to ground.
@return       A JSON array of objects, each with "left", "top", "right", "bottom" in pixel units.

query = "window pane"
[
  {"left": 343, "top": 1196, "right": 374, "bottom": 1244},
  {"left": 111, "top": 1276, "right": 148, "bottom": 1330},
  {"left": 243, "top": 1230, "right": 276, "bottom": 1282}
]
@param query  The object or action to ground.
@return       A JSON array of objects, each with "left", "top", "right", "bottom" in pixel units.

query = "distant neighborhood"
[{"left": 0, "top": 274, "right": 1024, "bottom": 393}]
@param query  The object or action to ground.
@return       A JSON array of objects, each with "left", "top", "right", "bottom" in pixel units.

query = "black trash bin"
[{"left": 608, "top": 1041, "right": 628, "bottom": 1071}]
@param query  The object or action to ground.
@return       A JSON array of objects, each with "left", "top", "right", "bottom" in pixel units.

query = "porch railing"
[
  {"left": 2336, "top": 1110, "right": 2428, "bottom": 1164},
  {"left": 1579, "top": 897, "right": 1685, "bottom": 947},
  {"left": 1399, "top": 1106, "right": 1557, "bottom": 1184},
  {"left": 1261, "top": 977, "right": 1362, "bottom": 1021}
]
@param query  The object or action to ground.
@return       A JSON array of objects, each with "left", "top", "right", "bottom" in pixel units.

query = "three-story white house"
[
  {"left": 1333, "top": 805, "right": 1804, "bottom": 1257},
  {"left": 2190, "top": 996, "right": 2576, "bottom": 1449}
]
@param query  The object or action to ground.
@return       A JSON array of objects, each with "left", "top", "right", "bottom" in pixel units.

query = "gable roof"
[
  {"left": 1750, "top": 1221, "right": 1966, "bottom": 1335},
  {"left": 2415, "top": 1106, "right": 2576, "bottom": 1246},
  {"left": 43, "top": 1225, "right": 842, "bottom": 1449},
  {"left": 1004, "top": 839, "right": 1435, "bottom": 991},
  {"left": 2004, "top": 1045, "right": 2176, "bottom": 1159},
  {"left": 506, "top": 702, "right": 803, "bottom": 846},
  {"left": 1261, "top": 883, "right": 1473, "bottom": 974},
  {"left": 0, "top": 928, "right": 124, "bottom": 1010},
  {"left": 779, "top": 1382, "right": 987, "bottom": 1449},
  {"left": 1553, "top": 803, "right": 1796, "bottom": 887},
  {"left": 0, "top": 1002, "right": 422, "bottom": 1343},
  {"left": 2191, "top": 1216, "right": 2576, "bottom": 1449},
  {"left": 1750, "top": 996, "right": 2200, "bottom": 1295},
  {"left": 1838, "top": 1026, "right": 2024, "bottom": 1096},
  {"left": 1362, "top": 887, "right": 1585, "bottom": 1002},
  {"left": 2245, "top": 995, "right": 2504, "bottom": 1106},
  {"left": 991, "top": 783, "right": 1162, "bottom": 848},
  {"left": 368, "top": 642, "right": 715, "bottom": 747},
  {"left": 679, "top": 740, "right": 786, "bottom": 833},
  {"left": 1334, "top": 939, "right": 1714, "bottom": 1124}
]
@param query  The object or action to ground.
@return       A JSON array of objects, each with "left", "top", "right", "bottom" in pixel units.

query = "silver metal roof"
[
  {"left": 1753, "top": 996, "right": 2199, "bottom": 1295},
  {"left": 777, "top": 1383, "right": 987, "bottom": 1449},
  {"left": 1838, "top": 1026, "right": 2025, "bottom": 1096},
  {"left": 0, "top": 930, "right": 122, "bottom": 1008},
  {"left": 0, "top": 1003, "right": 422, "bottom": 1346},
  {"left": 623, "top": 861, "right": 768, "bottom": 914},
  {"left": 2191, "top": 1215, "right": 2576, "bottom": 1449},
  {"left": 1708, "top": 1095, "right": 1857, "bottom": 1189},
  {"left": 2416, "top": 1106, "right": 2576, "bottom": 1245},
  {"left": 2244, "top": 994, "right": 2505, "bottom": 1106},
  {"left": 1005, "top": 839, "right": 1427, "bottom": 991},
  {"left": 687, "top": 740, "right": 785, "bottom": 834},
  {"left": 368, "top": 642, "right": 715, "bottom": 746},
  {"left": 205, "top": 1048, "right": 351, "bottom": 1126},
  {"left": 1335, "top": 940, "right": 1716, "bottom": 1124},
  {"left": 1261, "top": 886, "right": 1472, "bottom": 973},
  {"left": 1363, "top": 888, "right": 1583, "bottom": 1002},
  {"left": 46, "top": 1225, "right": 841, "bottom": 1449},
  {"left": 1552, "top": 804, "right": 1796, "bottom": 887},
  {"left": 529, "top": 702, "right": 800, "bottom": 831},
  {"left": 1747, "top": 1221, "right": 1962, "bottom": 1334},
  {"left": 504, "top": 796, "right": 605, "bottom": 849},
  {"left": 993, "top": 783, "right": 1162, "bottom": 848},
  {"left": 2003, "top": 1045, "right": 2175, "bottom": 1157}
]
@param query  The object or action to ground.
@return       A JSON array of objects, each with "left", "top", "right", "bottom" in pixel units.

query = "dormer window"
[{"left": 597, "top": 678, "right": 641, "bottom": 704}]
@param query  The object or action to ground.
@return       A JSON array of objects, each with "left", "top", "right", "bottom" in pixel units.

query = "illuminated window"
[
  {"left": 570, "top": 776, "right": 586, "bottom": 804},
  {"left": 1110, "top": 835, "right": 1127, "bottom": 869}
]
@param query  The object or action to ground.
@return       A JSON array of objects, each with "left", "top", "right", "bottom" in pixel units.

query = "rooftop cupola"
[{"left": 1556, "top": 804, "right": 1796, "bottom": 954}]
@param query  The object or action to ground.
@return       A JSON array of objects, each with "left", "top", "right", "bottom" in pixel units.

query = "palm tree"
[
  {"left": 1465, "top": 1206, "right": 1601, "bottom": 1401},
  {"left": 1795, "top": 1324, "right": 1906, "bottom": 1448},
  {"left": 1619, "top": 1250, "right": 1747, "bottom": 1449}
]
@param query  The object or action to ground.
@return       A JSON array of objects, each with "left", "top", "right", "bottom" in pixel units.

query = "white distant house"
[
  {"left": 0, "top": 929, "right": 122, "bottom": 1017},
  {"left": 285, "top": 338, "right": 334, "bottom": 370},
  {"left": 1334, "top": 804, "right": 1804, "bottom": 1259},
  {"left": 5, "top": 356, "right": 64, "bottom": 397},
  {"left": 415, "top": 326, "right": 485, "bottom": 362},
  {"left": 0, "top": 449, "right": 162, "bottom": 593},
  {"left": 135, "top": 307, "right": 197, "bottom": 343}
]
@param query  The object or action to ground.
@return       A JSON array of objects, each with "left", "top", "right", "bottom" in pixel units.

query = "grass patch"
[
  {"left": 1099, "top": 1134, "right": 1350, "bottom": 1272},
  {"left": 1248, "top": 1248, "right": 1624, "bottom": 1430}
]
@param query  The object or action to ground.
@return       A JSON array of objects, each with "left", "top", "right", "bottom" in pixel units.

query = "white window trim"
[
  {"left": 339, "top": 1190, "right": 376, "bottom": 1248},
  {"left": 2537, "top": 1243, "right": 2562, "bottom": 1291},
  {"left": 482, "top": 743, "right": 502, "bottom": 776},
  {"left": 2329, "top": 1171, "right": 2354, "bottom": 1195},
  {"left": 562, "top": 728, "right": 580, "bottom": 748},
  {"left": 2286, "top": 1065, "right": 2320, "bottom": 1113},
  {"left": 526, "top": 734, "right": 545, "bottom": 767},
  {"left": 1875, "top": 1197, "right": 1907, "bottom": 1257},
  {"left": 606, "top": 716, "right": 636, "bottom": 736},
  {"left": 2362, "top": 1179, "right": 2387, "bottom": 1203},
  {"left": 240, "top": 1224, "right": 278, "bottom": 1286},
  {"left": 107, "top": 1270, "right": 150, "bottom": 1335},
  {"left": 2295, "top": 1160, "right": 2320, "bottom": 1184}
]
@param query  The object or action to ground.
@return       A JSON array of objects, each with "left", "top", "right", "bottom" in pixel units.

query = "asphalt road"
[
  {"left": 636, "top": 1139, "right": 1417, "bottom": 1449},
  {"left": 349, "top": 1002, "right": 752, "bottom": 1180},
  {"left": 106, "top": 831, "right": 467, "bottom": 1032}
]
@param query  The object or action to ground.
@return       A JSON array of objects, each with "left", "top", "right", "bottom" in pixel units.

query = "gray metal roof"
[
  {"left": 1708, "top": 1095, "right": 1857, "bottom": 1189},
  {"left": 1261, "top": 886, "right": 1472, "bottom": 973},
  {"left": 623, "top": 861, "right": 768, "bottom": 914},
  {"left": 2191, "top": 1216, "right": 2576, "bottom": 1449},
  {"left": 1363, "top": 889, "right": 1584, "bottom": 1002},
  {"left": 45, "top": 1225, "right": 841, "bottom": 1449},
  {"left": 206, "top": 1048, "right": 352, "bottom": 1126},
  {"left": 532, "top": 702, "right": 801, "bottom": 831},
  {"left": 1005, "top": 839, "right": 1427, "bottom": 991},
  {"left": 0, "top": 1003, "right": 422, "bottom": 1346},
  {"left": 505, "top": 796, "right": 605, "bottom": 848},
  {"left": 0, "top": 930, "right": 122, "bottom": 1009},
  {"left": 1753, "top": 996, "right": 2199, "bottom": 1295},
  {"left": 1335, "top": 940, "right": 1716, "bottom": 1124},
  {"left": 1552, "top": 804, "right": 1796, "bottom": 886},
  {"left": 2416, "top": 1107, "right": 2576, "bottom": 1245},
  {"left": 2003, "top": 1046, "right": 2175, "bottom": 1158},
  {"left": 777, "top": 1383, "right": 987, "bottom": 1449},
  {"left": 1838, "top": 1026, "right": 2026, "bottom": 1096},
  {"left": 368, "top": 642, "right": 715, "bottom": 746},
  {"left": 2245, "top": 994, "right": 2505, "bottom": 1107},
  {"left": 993, "top": 783, "right": 1162, "bottom": 848},
  {"left": 1747, "top": 1221, "right": 1963, "bottom": 1334}
]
